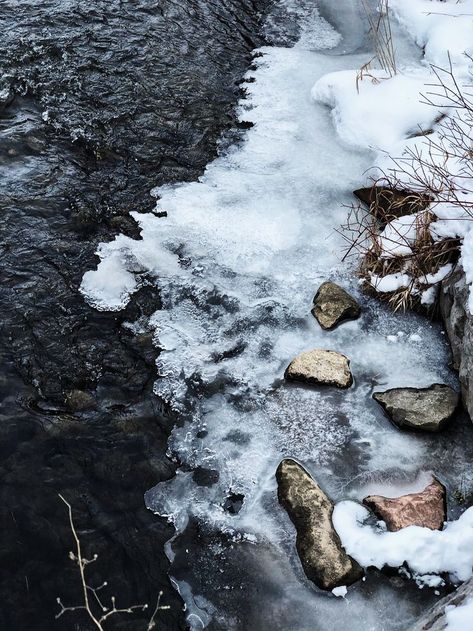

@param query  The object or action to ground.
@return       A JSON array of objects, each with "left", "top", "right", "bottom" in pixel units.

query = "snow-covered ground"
[
  {"left": 447, "top": 595, "right": 473, "bottom": 630},
  {"left": 313, "top": 0, "right": 473, "bottom": 306},
  {"left": 80, "top": 1, "right": 473, "bottom": 628}
]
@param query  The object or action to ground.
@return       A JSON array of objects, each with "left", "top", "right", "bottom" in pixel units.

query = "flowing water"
[
  {"left": 0, "top": 1, "right": 271, "bottom": 628},
  {"left": 77, "top": 0, "right": 473, "bottom": 629}
]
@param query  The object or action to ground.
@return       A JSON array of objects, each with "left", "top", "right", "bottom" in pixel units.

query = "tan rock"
[
  {"left": 363, "top": 478, "right": 446, "bottom": 532},
  {"left": 285, "top": 349, "right": 352, "bottom": 389},
  {"left": 276, "top": 459, "right": 363, "bottom": 591},
  {"left": 312, "top": 282, "right": 361, "bottom": 330}
]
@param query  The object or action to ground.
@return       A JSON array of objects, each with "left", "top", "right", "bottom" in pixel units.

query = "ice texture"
[{"left": 79, "top": 2, "right": 472, "bottom": 629}]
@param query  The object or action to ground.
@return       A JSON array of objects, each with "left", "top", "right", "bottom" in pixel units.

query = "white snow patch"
[
  {"left": 369, "top": 272, "right": 410, "bottom": 293},
  {"left": 391, "top": 0, "right": 473, "bottom": 73},
  {"left": 80, "top": 249, "right": 138, "bottom": 311},
  {"left": 332, "top": 585, "right": 347, "bottom": 598},
  {"left": 334, "top": 501, "right": 473, "bottom": 583},
  {"left": 446, "top": 595, "right": 473, "bottom": 630},
  {"left": 312, "top": 70, "right": 442, "bottom": 151}
]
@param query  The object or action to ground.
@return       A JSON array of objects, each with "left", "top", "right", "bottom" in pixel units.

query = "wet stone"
[
  {"left": 312, "top": 281, "right": 361, "bottom": 330},
  {"left": 65, "top": 389, "right": 96, "bottom": 412},
  {"left": 223, "top": 492, "right": 245, "bottom": 515},
  {"left": 276, "top": 459, "right": 363, "bottom": 591}
]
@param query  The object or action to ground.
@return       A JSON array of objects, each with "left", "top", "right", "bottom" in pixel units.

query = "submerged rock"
[
  {"left": 285, "top": 349, "right": 353, "bottom": 389},
  {"left": 364, "top": 478, "right": 446, "bottom": 531},
  {"left": 373, "top": 384, "right": 459, "bottom": 432},
  {"left": 312, "top": 282, "right": 361, "bottom": 330},
  {"left": 276, "top": 459, "right": 363, "bottom": 591},
  {"left": 223, "top": 492, "right": 245, "bottom": 515}
]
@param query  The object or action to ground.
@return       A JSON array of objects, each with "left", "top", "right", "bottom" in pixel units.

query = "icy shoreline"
[{"left": 79, "top": 1, "right": 473, "bottom": 628}]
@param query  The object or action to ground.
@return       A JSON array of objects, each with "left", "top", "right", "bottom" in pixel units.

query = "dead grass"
[
  {"left": 344, "top": 61, "right": 473, "bottom": 311},
  {"left": 357, "top": 0, "right": 397, "bottom": 90},
  {"left": 341, "top": 186, "right": 460, "bottom": 311}
]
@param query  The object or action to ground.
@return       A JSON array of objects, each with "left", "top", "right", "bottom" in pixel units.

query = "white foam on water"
[{"left": 80, "top": 2, "right": 469, "bottom": 628}]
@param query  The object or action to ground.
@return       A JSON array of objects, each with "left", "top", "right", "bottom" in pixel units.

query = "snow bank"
[
  {"left": 313, "top": 0, "right": 473, "bottom": 309},
  {"left": 391, "top": 0, "right": 473, "bottom": 73},
  {"left": 312, "top": 70, "right": 440, "bottom": 151},
  {"left": 446, "top": 595, "right": 473, "bottom": 630},
  {"left": 334, "top": 500, "right": 473, "bottom": 584}
]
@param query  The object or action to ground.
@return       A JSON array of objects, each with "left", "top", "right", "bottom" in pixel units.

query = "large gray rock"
[
  {"left": 285, "top": 349, "right": 353, "bottom": 389},
  {"left": 373, "top": 384, "right": 459, "bottom": 432},
  {"left": 411, "top": 577, "right": 473, "bottom": 630},
  {"left": 440, "top": 265, "right": 473, "bottom": 422},
  {"left": 276, "top": 459, "right": 363, "bottom": 591},
  {"left": 312, "top": 282, "right": 361, "bottom": 330}
]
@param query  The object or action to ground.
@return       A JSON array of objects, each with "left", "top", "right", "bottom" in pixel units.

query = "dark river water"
[
  {"left": 0, "top": 1, "right": 271, "bottom": 628},
  {"left": 3, "top": 2, "right": 473, "bottom": 630}
]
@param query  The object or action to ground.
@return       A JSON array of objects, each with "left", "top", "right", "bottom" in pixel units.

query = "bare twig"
[{"left": 57, "top": 495, "right": 169, "bottom": 630}]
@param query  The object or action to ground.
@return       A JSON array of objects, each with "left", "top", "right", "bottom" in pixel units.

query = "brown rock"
[
  {"left": 354, "top": 186, "right": 431, "bottom": 225},
  {"left": 285, "top": 349, "right": 353, "bottom": 389},
  {"left": 363, "top": 478, "right": 446, "bottom": 532},
  {"left": 312, "top": 282, "right": 361, "bottom": 330},
  {"left": 276, "top": 459, "right": 363, "bottom": 590}
]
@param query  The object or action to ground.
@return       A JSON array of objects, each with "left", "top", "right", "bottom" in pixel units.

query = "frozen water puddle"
[{"left": 81, "top": 2, "right": 473, "bottom": 629}]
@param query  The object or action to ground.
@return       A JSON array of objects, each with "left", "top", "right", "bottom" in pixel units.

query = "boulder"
[
  {"left": 276, "top": 459, "right": 363, "bottom": 591},
  {"left": 411, "top": 577, "right": 473, "bottom": 630},
  {"left": 312, "top": 282, "right": 361, "bottom": 330},
  {"left": 440, "top": 265, "right": 473, "bottom": 422},
  {"left": 373, "top": 384, "right": 459, "bottom": 432},
  {"left": 285, "top": 349, "right": 353, "bottom": 389},
  {"left": 363, "top": 478, "right": 446, "bottom": 532}
]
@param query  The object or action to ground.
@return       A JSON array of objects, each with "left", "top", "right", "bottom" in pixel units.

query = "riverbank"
[{"left": 80, "top": 2, "right": 473, "bottom": 628}]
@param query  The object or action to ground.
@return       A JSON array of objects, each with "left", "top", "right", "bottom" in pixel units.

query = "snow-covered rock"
[
  {"left": 333, "top": 501, "right": 473, "bottom": 585},
  {"left": 276, "top": 459, "right": 363, "bottom": 591}
]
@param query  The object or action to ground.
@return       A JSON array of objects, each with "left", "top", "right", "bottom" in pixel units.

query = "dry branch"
[{"left": 57, "top": 494, "right": 170, "bottom": 630}]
